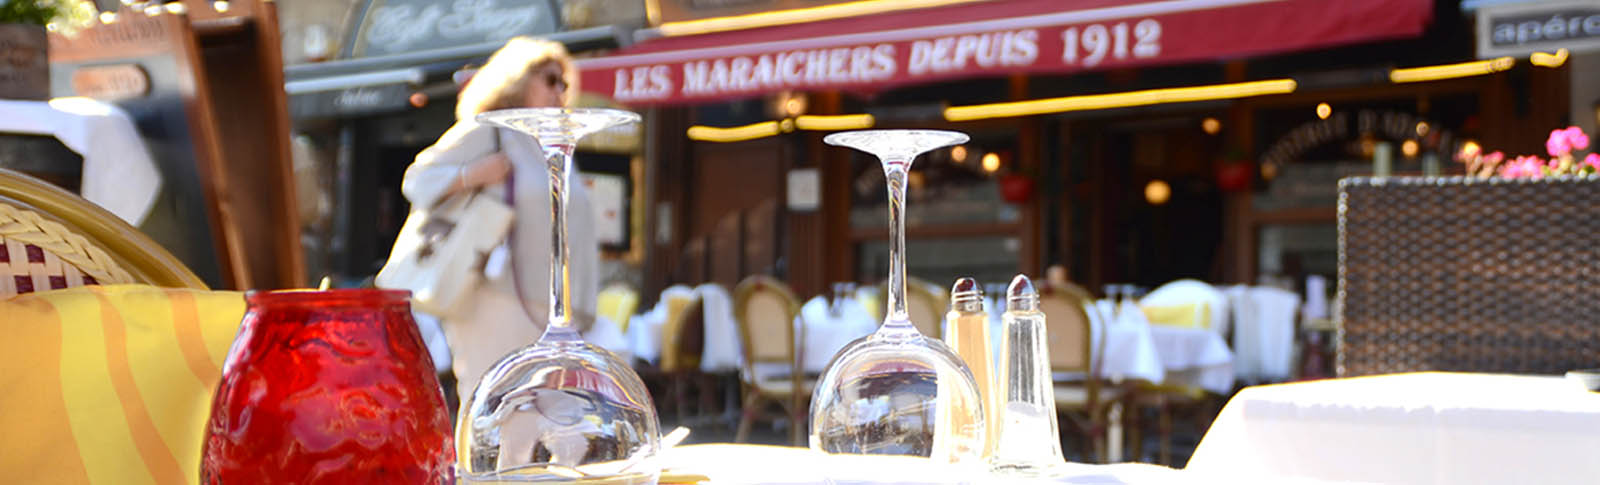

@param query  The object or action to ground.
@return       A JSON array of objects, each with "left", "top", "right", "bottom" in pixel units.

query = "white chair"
[{"left": 1141, "top": 279, "right": 1229, "bottom": 336}]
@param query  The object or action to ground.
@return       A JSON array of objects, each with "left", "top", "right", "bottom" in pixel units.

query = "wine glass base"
[{"left": 459, "top": 342, "right": 659, "bottom": 483}]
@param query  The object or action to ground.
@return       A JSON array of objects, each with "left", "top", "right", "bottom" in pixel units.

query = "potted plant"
[{"left": 0, "top": 0, "right": 92, "bottom": 100}]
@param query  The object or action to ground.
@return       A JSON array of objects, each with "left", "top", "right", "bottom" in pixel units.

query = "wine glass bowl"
[
  {"left": 459, "top": 108, "right": 658, "bottom": 484},
  {"left": 810, "top": 129, "right": 985, "bottom": 466}
]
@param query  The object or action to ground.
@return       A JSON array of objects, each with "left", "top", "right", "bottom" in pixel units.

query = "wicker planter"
[
  {"left": 1337, "top": 176, "right": 1600, "bottom": 377},
  {"left": 0, "top": 23, "right": 49, "bottom": 100}
]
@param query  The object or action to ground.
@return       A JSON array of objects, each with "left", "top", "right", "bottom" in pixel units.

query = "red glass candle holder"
[{"left": 202, "top": 289, "right": 454, "bottom": 483}]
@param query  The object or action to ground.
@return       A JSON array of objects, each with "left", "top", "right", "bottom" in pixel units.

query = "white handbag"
[
  {"left": 378, "top": 190, "right": 514, "bottom": 317},
  {"left": 377, "top": 132, "right": 515, "bottom": 316}
]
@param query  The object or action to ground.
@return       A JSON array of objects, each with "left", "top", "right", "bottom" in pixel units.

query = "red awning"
[{"left": 578, "top": 0, "right": 1434, "bottom": 107}]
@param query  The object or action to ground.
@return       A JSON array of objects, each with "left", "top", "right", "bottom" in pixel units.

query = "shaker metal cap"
[
  {"left": 1006, "top": 274, "right": 1039, "bottom": 311},
  {"left": 950, "top": 277, "right": 984, "bottom": 312}
]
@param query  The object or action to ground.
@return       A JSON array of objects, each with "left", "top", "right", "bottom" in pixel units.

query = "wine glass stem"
[
  {"left": 883, "top": 158, "right": 912, "bottom": 329},
  {"left": 543, "top": 142, "right": 577, "bottom": 340}
]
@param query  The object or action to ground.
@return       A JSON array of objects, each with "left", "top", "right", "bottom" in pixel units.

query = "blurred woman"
[{"left": 398, "top": 37, "right": 600, "bottom": 403}]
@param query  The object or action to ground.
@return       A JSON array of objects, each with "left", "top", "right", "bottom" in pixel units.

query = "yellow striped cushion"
[{"left": 0, "top": 285, "right": 244, "bottom": 485}]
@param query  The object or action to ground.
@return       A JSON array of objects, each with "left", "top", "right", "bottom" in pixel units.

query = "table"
[
  {"left": 1088, "top": 300, "right": 1234, "bottom": 394},
  {"left": 627, "top": 292, "right": 1233, "bottom": 392},
  {"left": 661, "top": 443, "right": 1186, "bottom": 484},
  {"left": 1186, "top": 372, "right": 1600, "bottom": 484},
  {"left": 0, "top": 98, "right": 160, "bottom": 225},
  {"left": 799, "top": 296, "right": 877, "bottom": 373}
]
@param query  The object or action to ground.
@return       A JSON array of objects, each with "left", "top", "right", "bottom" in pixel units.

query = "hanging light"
[
  {"left": 951, "top": 145, "right": 968, "bottom": 163},
  {"left": 982, "top": 153, "right": 1001, "bottom": 173},
  {"left": 1145, "top": 180, "right": 1171, "bottom": 205},
  {"left": 1316, "top": 103, "right": 1332, "bottom": 120},
  {"left": 1401, "top": 139, "right": 1420, "bottom": 158},
  {"left": 1201, "top": 117, "right": 1222, "bottom": 135}
]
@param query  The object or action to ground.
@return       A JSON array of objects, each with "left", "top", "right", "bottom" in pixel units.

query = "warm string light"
[
  {"left": 1530, "top": 49, "right": 1568, "bottom": 68},
  {"left": 1390, "top": 57, "right": 1514, "bottom": 83},
  {"left": 688, "top": 115, "right": 875, "bottom": 142},
  {"left": 944, "top": 79, "right": 1297, "bottom": 122},
  {"left": 793, "top": 114, "right": 874, "bottom": 131},
  {"left": 688, "top": 54, "right": 1542, "bottom": 143},
  {"left": 658, "top": 0, "right": 986, "bottom": 37},
  {"left": 981, "top": 153, "right": 1001, "bottom": 173}
]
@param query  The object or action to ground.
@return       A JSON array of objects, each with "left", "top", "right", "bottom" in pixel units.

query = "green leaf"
[{"left": 0, "top": 0, "right": 70, "bottom": 26}]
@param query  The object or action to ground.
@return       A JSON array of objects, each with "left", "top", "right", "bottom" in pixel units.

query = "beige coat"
[{"left": 401, "top": 119, "right": 600, "bottom": 402}]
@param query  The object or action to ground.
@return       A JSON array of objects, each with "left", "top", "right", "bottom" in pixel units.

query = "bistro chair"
[
  {"left": 732, "top": 275, "right": 811, "bottom": 445},
  {"left": 1038, "top": 281, "right": 1121, "bottom": 463},
  {"left": 1126, "top": 280, "right": 1230, "bottom": 466},
  {"left": 1141, "top": 279, "right": 1230, "bottom": 336},
  {"left": 597, "top": 282, "right": 641, "bottom": 332},
  {"left": 0, "top": 168, "right": 204, "bottom": 296},
  {"left": 0, "top": 169, "right": 238, "bottom": 482},
  {"left": 660, "top": 292, "right": 707, "bottom": 424}
]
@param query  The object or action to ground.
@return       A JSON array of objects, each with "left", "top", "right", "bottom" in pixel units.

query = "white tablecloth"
[
  {"left": 1223, "top": 285, "right": 1299, "bottom": 382},
  {"left": 1187, "top": 372, "right": 1600, "bottom": 484},
  {"left": 663, "top": 443, "right": 1189, "bottom": 484},
  {"left": 1088, "top": 300, "right": 1234, "bottom": 394},
  {"left": 696, "top": 284, "right": 743, "bottom": 373},
  {"left": 799, "top": 296, "right": 877, "bottom": 373},
  {"left": 0, "top": 97, "right": 160, "bottom": 224}
]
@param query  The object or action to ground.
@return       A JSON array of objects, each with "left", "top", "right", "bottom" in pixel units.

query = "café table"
[
  {"left": 660, "top": 443, "right": 1189, "bottom": 484},
  {"left": 798, "top": 295, "right": 878, "bottom": 373},
  {"left": 1086, "top": 300, "right": 1234, "bottom": 394},
  {"left": 1185, "top": 372, "right": 1600, "bottom": 484}
]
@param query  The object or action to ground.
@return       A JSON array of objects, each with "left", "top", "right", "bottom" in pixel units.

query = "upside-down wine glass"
[
  {"left": 460, "top": 108, "right": 659, "bottom": 484},
  {"left": 810, "top": 129, "right": 986, "bottom": 465}
]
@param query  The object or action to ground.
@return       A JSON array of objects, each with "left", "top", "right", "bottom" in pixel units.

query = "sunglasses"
[{"left": 541, "top": 71, "right": 568, "bottom": 91}]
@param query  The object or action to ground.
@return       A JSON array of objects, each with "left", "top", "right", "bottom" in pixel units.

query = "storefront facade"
[{"left": 578, "top": 0, "right": 1515, "bottom": 302}]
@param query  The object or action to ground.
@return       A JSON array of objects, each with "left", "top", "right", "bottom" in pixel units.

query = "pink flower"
[
  {"left": 1484, "top": 151, "right": 1505, "bottom": 165},
  {"left": 1547, "top": 129, "right": 1572, "bottom": 157},
  {"left": 1564, "top": 127, "right": 1590, "bottom": 151},
  {"left": 1501, "top": 156, "right": 1547, "bottom": 179},
  {"left": 1585, "top": 153, "right": 1600, "bottom": 171}
]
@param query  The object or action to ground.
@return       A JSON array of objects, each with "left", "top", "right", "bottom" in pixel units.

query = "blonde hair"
[{"left": 455, "top": 36, "right": 579, "bottom": 120}]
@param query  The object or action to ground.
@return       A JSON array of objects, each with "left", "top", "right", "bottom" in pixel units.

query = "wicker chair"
[
  {"left": 732, "top": 275, "right": 811, "bottom": 445},
  {"left": 660, "top": 293, "right": 709, "bottom": 424},
  {"left": 0, "top": 168, "right": 203, "bottom": 297},
  {"left": 1039, "top": 282, "right": 1121, "bottom": 463},
  {"left": 1338, "top": 176, "right": 1600, "bottom": 376}
]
